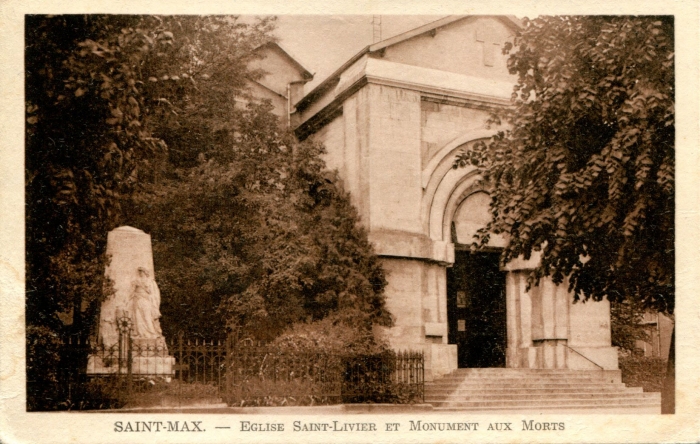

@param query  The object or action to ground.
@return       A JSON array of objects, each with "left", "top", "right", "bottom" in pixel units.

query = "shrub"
[
  {"left": 26, "top": 325, "right": 63, "bottom": 411},
  {"left": 619, "top": 355, "right": 667, "bottom": 393},
  {"left": 72, "top": 377, "right": 221, "bottom": 410},
  {"left": 224, "top": 320, "right": 423, "bottom": 406},
  {"left": 270, "top": 317, "right": 387, "bottom": 356},
  {"left": 71, "top": 377, "right": 128, "bottom": 410}
]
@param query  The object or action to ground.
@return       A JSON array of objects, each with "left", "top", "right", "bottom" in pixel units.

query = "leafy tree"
[
  {"left": 129, "top": 103, "right": 391, "bottom": 341},
  {"left": 141, "top": 16, "right": 274, "bottom": 168},
  {"left": 610, "top": 300, "right": 651, "bottom": 355},
  {"left": 26, "top": 325, "right": 63, "bottom": 410},
  {"left": 25, "top": 15, "right": 272, "bottom": 336},
  {"left": 455, "top": 16, "right": 674, "bottom": 314},
  {"left": 25, "top": 15, "right": 274, "bottom": 410}
]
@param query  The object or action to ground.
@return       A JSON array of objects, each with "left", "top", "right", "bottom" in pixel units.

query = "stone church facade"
[{"left": 288, "top": 16, "right": 618, "bottom": 380}]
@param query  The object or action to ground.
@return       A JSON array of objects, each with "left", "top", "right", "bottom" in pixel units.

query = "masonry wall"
[
  {"left": 420, "top": 101, "right": 490, "bottom": 168},
  {"left": 381, "top": 16, "right": 514, "bottom": 83},
  {"left": 302, "top": 72, "right": 617, "bottom": 376},
  {"left": 311, "top": 114, "right": 344, "bottom": 174},
  {"left": 247, "top": 81, "right": 287, "bottom": 120},
  {"left": 367, "top": 84, "right": 423, "bottom": 234}
]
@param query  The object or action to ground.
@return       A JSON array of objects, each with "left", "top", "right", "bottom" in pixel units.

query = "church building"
[{"left": 289, "top": 16, "right": 618, "bottom": 380}]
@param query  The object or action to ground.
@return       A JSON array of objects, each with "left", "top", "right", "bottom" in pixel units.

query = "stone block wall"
[
  {"left": 505, "top": 268, "right": 618, "bottom": 370},
  {"left": 304, "top": 74, "right": 618, "bottom": 376},
  {"left": 311, "top": 114, "right": 344, "bottom": 174},
  {"left": 368, "top": 84, "right": 423, "bottom": 234},
  {"left": 420, "top": 100, "right": 490, "bottom": 168}
]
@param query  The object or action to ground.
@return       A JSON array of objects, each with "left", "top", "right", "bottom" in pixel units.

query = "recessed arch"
[
  {"left": 422, "top": 130, "right": 495, "bottom": 242},
  {"left": 421, "top": 128, "right": 496, "bottom": 189},
  {"left": 442, "top": 179, "right": 490, "bottom": 244}
]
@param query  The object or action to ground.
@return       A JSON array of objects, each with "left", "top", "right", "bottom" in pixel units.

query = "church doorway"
[{"left": 447, "top": 249, "right": 507, "bottom": 368}]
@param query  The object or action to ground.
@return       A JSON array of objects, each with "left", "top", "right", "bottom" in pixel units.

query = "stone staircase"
[{"left": 424, "top": 368, "right": 661, "bottom": 413}]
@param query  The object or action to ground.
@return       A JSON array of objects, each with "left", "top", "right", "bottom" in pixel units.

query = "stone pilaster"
[{"left": 504, "top": 254, "right": 618, "bottom": 370}]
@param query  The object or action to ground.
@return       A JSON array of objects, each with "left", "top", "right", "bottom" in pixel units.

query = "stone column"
[
  {"left": 362, "top": 84, "right": 458, "bottom": 380},
  {"left": 370, "top": 233, "right": 458, "bottom": 381}
]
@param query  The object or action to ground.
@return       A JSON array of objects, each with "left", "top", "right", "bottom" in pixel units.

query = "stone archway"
[{"left": 422, "top": 133, "right": 620, "bottom": 371}]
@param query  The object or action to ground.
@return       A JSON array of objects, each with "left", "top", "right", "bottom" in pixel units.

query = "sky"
[{"left": 270, "top": 15, "right": 445, "bottom": 92}]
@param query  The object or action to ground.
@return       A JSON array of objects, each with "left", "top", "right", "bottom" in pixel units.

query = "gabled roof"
[
  {"left": 254, "top": 41, "right": 314, "bottom": 81},
  {"left": 296, "top": 15, "right": 522, "bottom": 110},
  {"left": 368, "top": 15, "right": 522, "bottom": 53}
]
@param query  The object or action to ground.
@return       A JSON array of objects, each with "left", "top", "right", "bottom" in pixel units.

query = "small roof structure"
[{"left": 254, "top": 41, "right": 314, "bottom": 82}]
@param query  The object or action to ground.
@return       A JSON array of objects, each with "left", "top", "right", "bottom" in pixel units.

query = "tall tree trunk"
[{"left": 661, "top": 326, "right": 675, "bottom": 414}]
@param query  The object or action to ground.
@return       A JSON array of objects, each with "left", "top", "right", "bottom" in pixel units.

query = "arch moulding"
[{"left": 422, "top": 130, "right": 495, "bottom": 243}]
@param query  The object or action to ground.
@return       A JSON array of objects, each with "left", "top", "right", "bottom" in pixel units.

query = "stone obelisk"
[{"left": 87, "top": 226, "right": 175, "bottom": 376}]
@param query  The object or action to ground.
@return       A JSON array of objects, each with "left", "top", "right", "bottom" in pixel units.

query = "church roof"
[
  {"left": 368, "top": 15, "right": 522, "bottom": 53},
  {"left": 296, "top": 15, "right": 522, "bottom": 109},
  {"left": 254, "top": 41, "right": 314, "bottom": 81}
]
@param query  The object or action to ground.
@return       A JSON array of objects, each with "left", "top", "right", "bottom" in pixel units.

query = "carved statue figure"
[
  {"left": 89, "top": 227, "right": 174, "bottom": 374},
  {"left": 127, "top": 267, "right": 164, "bottom": 340}
]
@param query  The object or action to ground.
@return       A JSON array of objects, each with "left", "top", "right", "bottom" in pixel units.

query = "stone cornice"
[
  {"left": 295, "top": 58, "right": 513, "bottom": 140},
  {"left": 368, "top": 229, "right": 455, "bottom": 265}
]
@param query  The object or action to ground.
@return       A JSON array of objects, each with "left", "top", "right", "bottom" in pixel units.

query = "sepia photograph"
[{"left": 2, "top": 1, "right": 699, "bottom": 443}]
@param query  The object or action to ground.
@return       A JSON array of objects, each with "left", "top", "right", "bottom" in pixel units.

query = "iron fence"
[
  {"left": 342, "top": 350, "right": 425, "bottom": 404},
  {"left": 224, "top": 342, "right": 345, "bottom": 406},
  {"left": 53, "top": 326, "right": 424, "bottom": 409},
  {"left": 224, "top": 342, "right": 424, "bottom": 406}
]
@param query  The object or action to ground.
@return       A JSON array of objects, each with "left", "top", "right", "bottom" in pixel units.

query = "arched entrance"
[{"left": 421, "top": 133, "right": 618, "bottom": 373}]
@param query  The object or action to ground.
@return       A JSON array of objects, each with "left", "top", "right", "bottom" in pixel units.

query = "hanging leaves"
[
  {"left": 25, "top": 15, "right": 275, "bottom": 335},
  {"left": 455, "top": 16, "right": 674, "bottom": 313}
]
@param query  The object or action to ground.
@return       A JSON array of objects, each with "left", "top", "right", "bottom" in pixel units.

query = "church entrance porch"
[
  {"left": 447, "top": 250, "right": 506, "bottom": 368},
  {"left": 289, "top": 13, "right": 624, "bottom": 388}
]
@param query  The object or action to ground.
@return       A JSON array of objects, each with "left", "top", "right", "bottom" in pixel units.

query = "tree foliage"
[
  {"left": 455, "top": 16, "right": 674, "bottom": 313},
  {"left": 129, "top": 103, "right": 391, "bottom": 341},
  {"left": 610, "top": 300, "right": 651, "bottom": 355},
  {"left": 26, "top": 15, "right": 390, "bottom": 410},
  {"left": 25, "top": 15, "right": 272, "bottom": 333}
]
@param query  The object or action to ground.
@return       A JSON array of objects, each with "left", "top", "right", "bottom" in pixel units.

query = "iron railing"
[
  {"left": 224, "top": 342, "right": 424, "bottom": 406},
  {"left": 53, "top": 325, "right": 424, "bottom": 409}
]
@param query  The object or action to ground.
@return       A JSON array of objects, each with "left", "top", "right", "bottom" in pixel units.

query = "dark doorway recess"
[{"left": 447, "top": 250, "right": 507, "bottom": 368}]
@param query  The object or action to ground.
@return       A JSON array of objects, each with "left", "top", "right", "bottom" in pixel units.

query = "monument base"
[{"left": 87, "top": 355, "right": 175, "bottom": 376}]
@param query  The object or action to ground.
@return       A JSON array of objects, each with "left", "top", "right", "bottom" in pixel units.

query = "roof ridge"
[{"left": 296, "top": 15, "right": 522, "bottom": 111}]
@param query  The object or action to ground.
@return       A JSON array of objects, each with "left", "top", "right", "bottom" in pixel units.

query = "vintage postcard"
[{"left": 1, "top": 0, "right": 699, "bottom": 443}]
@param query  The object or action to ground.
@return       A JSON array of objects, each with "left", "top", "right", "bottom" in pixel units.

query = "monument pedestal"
[
  {"left": 87, "top": 355, "right": 176, "bottom": 376},
  {"left": 87, "top": 337, "right": 175, "bottom": 376}
]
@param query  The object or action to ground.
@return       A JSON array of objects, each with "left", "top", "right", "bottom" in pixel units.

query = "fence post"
[
  {"left": 421, "top": 351, "right": 425, "bottom": 403},
  {"left": 224, "top": 336, "right": 229, "bottom": 401},
  {"left": 117, "top": 328, "right": 123, "bottom": 378},
  {"left": 126, "top": 334, "right": 133, "bottom": 396},
  {"left": 224, "top": 335, "right": 233, "bottom": 403},
  {"left": 178, "top": 331, "right": 184, "bottom": 383}
]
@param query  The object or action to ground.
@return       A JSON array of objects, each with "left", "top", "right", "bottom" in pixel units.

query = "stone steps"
[
  {"left": 430, "top": 398, "right": 660, "bottom": 408},
  {"left": 436, "top": 371, "right": 620, "bottom": 379},
  {"left": 427, "top": 383, "right": 630, "bottom": 390},
  {"left": 434, "top": 404, "right": 661, "bottom": 413},
  {"left": 426, "top": 392, "right": 659, "bottom": 402},
  {"left": 432, "top": 378, "right": 616, "bottom": 385},
  {"left": 426, "top": 386, "right": 644, "bottom": 395},
  {"left": 446, "top": 369, "right": 610, "bottom": 374},
  {"left": 423, "top": 369, "right": 660, "bottom": 413},
  {"left": 447, "top": 368, "right": 604, "bottom": 372}
]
